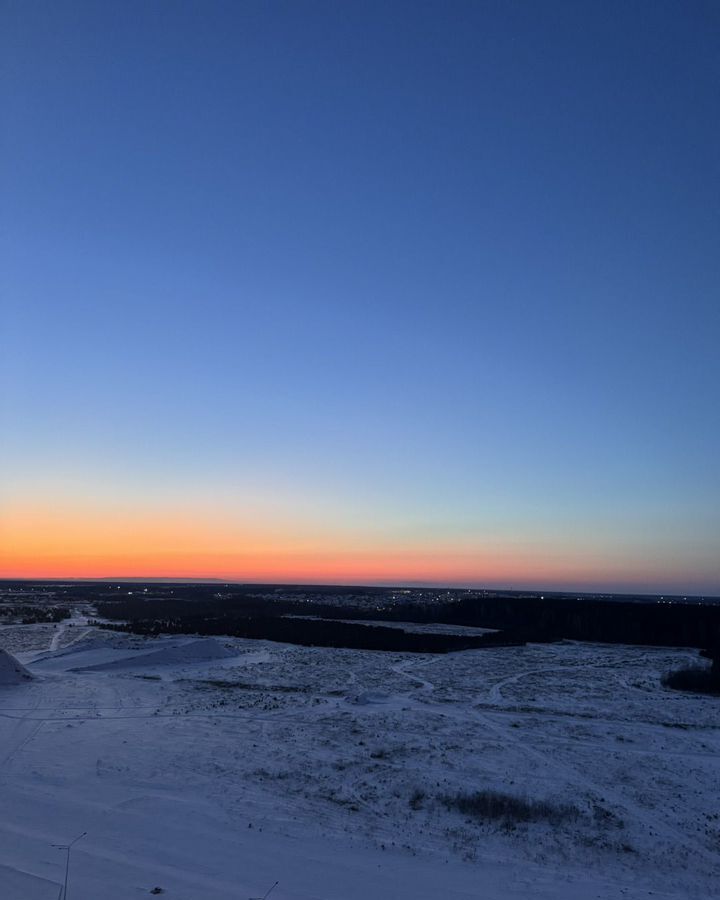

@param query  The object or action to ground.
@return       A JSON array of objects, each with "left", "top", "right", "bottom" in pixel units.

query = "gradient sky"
[{"left": 1, "top": 1, "right": 719, "bottom": 593}]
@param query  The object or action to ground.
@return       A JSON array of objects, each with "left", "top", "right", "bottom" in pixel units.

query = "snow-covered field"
[{"left": 1, "top": 621, "right": 718, "bottom": 899}]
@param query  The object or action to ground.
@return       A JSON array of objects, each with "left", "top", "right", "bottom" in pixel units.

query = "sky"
[{"left": 1, "top": 0, "right": 719, "bottom": 594}]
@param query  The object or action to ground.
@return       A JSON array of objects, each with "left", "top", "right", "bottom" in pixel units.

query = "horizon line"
[{"left": 0, "top": 575, "right": 717, "bottom": 600}]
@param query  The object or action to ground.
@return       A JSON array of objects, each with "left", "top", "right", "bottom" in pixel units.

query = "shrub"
[
  {"left": 662, "top": 666, "right": 720, "bottom": 696},
  {"left": 369, "top": 748, "right": 390, "bottom": 759},
  {"left": 441, "top": 789, "right": 578, "bottom": 826}
]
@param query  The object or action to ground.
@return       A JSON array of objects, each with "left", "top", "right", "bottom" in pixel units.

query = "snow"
[
  {"left": 73, "top": 637, "right": 236, "bottom": 672},
  {"left": 0, "top": 649, "right": 33, "bottom": 685},
  {"left": 0, "top": 625, "right": 718, "bottom": 899}
]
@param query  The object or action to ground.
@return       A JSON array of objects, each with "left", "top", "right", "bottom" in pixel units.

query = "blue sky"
[{"left": 1, "top": 1, "right": 719, "bottom": 592}]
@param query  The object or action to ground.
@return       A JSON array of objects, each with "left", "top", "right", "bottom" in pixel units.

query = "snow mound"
[
  {"left": 0, "top": 649, "right": 34, "bottom": 684},
  {"left": 78, "top": 638, "right": 235, "bottom": 671}
]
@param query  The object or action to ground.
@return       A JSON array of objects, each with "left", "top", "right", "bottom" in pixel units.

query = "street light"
[{"left": 52, "top": 831, "right": 86, "bottom": 900}]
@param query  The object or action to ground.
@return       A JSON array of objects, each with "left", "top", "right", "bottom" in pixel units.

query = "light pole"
[{"left": 52, "top": 831, "right": 86, "bottom": 900}]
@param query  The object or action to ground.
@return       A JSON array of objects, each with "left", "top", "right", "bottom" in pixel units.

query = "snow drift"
[
  {"left": 76, "top": 638, "right": 235, "bottom": 672},
  {"left": 0, "top": 649, "right": 33, "bottom": 684}
]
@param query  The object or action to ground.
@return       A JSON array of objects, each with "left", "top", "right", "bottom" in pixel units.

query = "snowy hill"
[
  {"left": 0, "top": 649, "right": 33, "bottom": 684},
  {"left": 0, "top": 626, "right": 717, "bottom": 899}
]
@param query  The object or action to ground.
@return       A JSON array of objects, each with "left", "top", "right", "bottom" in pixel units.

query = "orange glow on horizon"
[{"left": 0, "top": 500, "right": 709, "bottom": 593}]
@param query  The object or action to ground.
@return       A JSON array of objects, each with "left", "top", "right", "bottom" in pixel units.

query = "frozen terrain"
[
  {"left": 0, "top": 621, "right": 718, "bottom": 899},
  {"left": 0, "top": 649, "right": 33, "bottom": 684}
]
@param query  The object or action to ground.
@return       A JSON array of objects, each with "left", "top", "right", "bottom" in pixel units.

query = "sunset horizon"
[
  {"left": 2, "top": 5, "right": 720, "bottom": 899},
  {"left": 2, "top": 0, "right": 718, "bottom": 611}
]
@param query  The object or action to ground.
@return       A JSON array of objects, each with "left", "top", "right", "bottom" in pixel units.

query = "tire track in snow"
[
  {"left": 0, "top": 689, "right": 44, "bottom": 770},
  {"left": 406, "top": 658, "right": 720, "bottom": 874}
]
